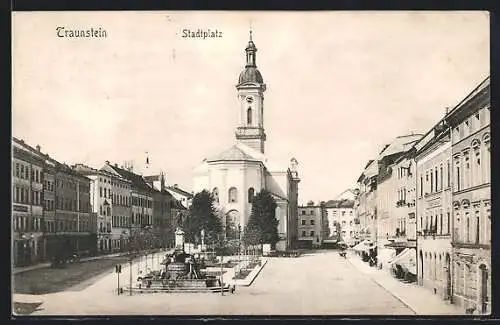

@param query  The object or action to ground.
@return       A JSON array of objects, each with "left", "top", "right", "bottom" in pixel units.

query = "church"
[{"left": 193, "top": 32, "right": 300, "bottom": 251}]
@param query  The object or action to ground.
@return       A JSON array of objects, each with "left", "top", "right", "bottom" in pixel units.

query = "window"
[
  {"left": 475, "top": 210, "right": 480, "bottom": 244},
  {"left": 310, "top": 210, "right": 314, "bottom": 215},
  {"left": 301, "top": 210, "right": 306, "bottom": 215},
  {"left": 248, "top": 187, "right": 255, "bottom": 203},
  {"left": 455, "top": 157, "right": 461, "bottom": 191},
  {"left": 310, "top": 231, "right": 315, "bottom": 236},
  {"left": 212, "top": 187, "right": 219, "bottom": 203},
  {"left": 439, "top": 165, "right": 443, "bottom": 191},
  {"left": 301, "top": 219, "right": 306, "bottom": 225},
  {"left": 228, "top": 187, "right": 237, "bottom": 203},
  {"left": 461, "top": 154, "right": 469, "bottom": 189},
  {"left": 99, "top": 187, "right": 102, "bottom": 197},
  {"left": 420, "top": 175, "right": 423, "bottom": 196},
  {"left": 342, "top": 211, "right": 346, "bottom": 216},
  {"left": 446, "top": 160, "right": 451, "bottom": 187},
  {"left": 302, "top": 231, "right": 306, "bottom": 237},
  {"left": 430, "top": 170, "right": 434, "bottom": 193},
  {"left": 247, "top": 107, "right": 252, "bottom": 125},
  {"left": 310, "top": 220, "right": 315, "bottom": 225}
]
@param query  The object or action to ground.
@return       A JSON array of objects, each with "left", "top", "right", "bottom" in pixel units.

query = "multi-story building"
[
  {"left": 324, "top": 199, "right": 358, "bottom": 246},
  {"left": 376, "top": 135, "right": 421, "bottom": 269},
  {"left": 414, "top": 118, "right": 453, "bottom": 301},
  {"left": 297, "top": 201, "right": 326, "bottom": 248},
  {"left": 445, "top": 76, "right": 490, "bottom": 314},
  {"left": 104, "top": 164, "right": 154, "bottom": 232},
  {"left": 356, "top": 160, "right": 378, "bottom": 243},
  {"left": 166, "top": 184, "right": 193, "bottom": 209},
  {"left": 51, "top": 162, "right": 96, "bottom": 257},
  {"left": 73, "top": 163, "right": 133, "bottom": 253},
  {"left": 145, "top": 173, "right": 175, "bottom": 247},
  {"left": 12, "top": 139, "right": 45, "bottom": 266}
]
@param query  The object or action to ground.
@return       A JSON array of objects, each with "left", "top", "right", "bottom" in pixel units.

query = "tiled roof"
[
  {"left": 12, "top": 137, "right": 89, "bottom": 180},
  {"left": 204, "top": 142, "right": 283, "bottom": 172},
  {"left": 325, "top": 199, "right": 354, "bottom": 208},
  {"left": 377, "top": 134, "right": 422, "bottom": 159},
  {"left": 144, "top": 175, "right": 160, "bottom": 182},
  {"left": 206, "top": 144, "right": 259, "bottom": 162},
  {"left": 167, "top": 186, "right": 193, "bottom": 198},
  {"left": 108, "top": 165, "right": 152, "bottom": 192}
]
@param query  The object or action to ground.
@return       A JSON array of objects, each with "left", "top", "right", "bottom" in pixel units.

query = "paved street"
[{"left": 14, "top": 250, "right": 419, "bottom": 316}]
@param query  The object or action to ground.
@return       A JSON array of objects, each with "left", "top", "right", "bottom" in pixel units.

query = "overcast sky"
[{"left": 12, "top": 11, "right": 489, "bottom": 204}]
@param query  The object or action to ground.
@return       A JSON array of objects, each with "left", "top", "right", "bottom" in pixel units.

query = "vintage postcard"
[{"left": 12, "top": 11, "right": 490, "bottom": 316}]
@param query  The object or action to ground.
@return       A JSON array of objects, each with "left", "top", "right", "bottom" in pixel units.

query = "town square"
[{"left": 12, "top": 11, "right": 490, "bottom": 316}]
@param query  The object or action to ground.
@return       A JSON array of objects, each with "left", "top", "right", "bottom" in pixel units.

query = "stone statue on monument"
[{"left": 175, "top": 227, "right": 185, "bottom": 250}]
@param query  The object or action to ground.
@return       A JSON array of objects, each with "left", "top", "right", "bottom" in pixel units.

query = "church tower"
[{"left": 235, "top": 30, "right": 267, "bottom": 154}]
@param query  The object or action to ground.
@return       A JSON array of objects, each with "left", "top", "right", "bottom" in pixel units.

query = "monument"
[{"left": 175, "top": 228, "right": 185, "bottom": 250}]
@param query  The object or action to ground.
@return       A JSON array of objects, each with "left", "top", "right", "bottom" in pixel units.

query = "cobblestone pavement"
[{"left": 13, "top": 250, "right": 420, "bottom": 316}]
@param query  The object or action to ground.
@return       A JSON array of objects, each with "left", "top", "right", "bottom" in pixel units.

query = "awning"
[
  {"left": 390, "top": 248, "right": 417, "bottom": 275},
  {"left": 384, "top": 240, "right": 416, "bottom": 249},
  {"left": 378, "top": 248, "right": 397, "bottom": 264},
  {"left": 352, "top": 240, "right": 375, "bottom": 252}
]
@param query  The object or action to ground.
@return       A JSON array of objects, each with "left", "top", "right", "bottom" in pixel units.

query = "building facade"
[
  {"left": 445, "top": 76, "right": 491, "bottom": 314},
  {"left": 73, "top": 163, "right": 133, "bottom": 253},
  {"left": 355, "top": 160, "right": 378, "bottom": 242},
  {"left": 192, "top": 32, "right": 300, "bottom": 251},
  {"left": 12, "top": 139, "right": 45, "bottom": 266},
  {"left": 297, "top": 202, "right": 327, "bottom": 248},
  {"left": 376, "top": 135, "right": 421, "bottom": 269},
  {"left": 166, "top": 184, "right": 193, "bottom": 210},
  {"left": 103, "top": 163, "right": 154, "bottom": 232},
  {"left": 324, "top": 199, "right": 358, "bottom": 246},
  {"left": 414, "top": 120, "right": 453, "bottom": 301},
  {"left": 145, "top": 173, "right": 175, "bottom": 248}
]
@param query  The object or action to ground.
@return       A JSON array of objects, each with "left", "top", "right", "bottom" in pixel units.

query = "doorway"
[
  {"left": 479, "top": 264, "right": 489, "bottom": 314},
  {"left": 419, "top": 250, "right": 424, "bottom": 285},
  {"left": 444, "top": 253, "right": 451, "bottom": 301}
]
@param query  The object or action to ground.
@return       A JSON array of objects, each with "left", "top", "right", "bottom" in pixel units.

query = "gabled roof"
[
  {"left": 204, "top": 142, "right": 283, "bottom": 172},
  {"left": 325, "top": 199, "right": 354, "bottom": 208},
  {"left": 207, "top": 143, "right": 261, "bottom": 163},
  {"left": 107, "top": 164, "right": 152, "bottom": 192},
  {"left": 167, "top": 186, "right": 193, "bottom": 198},
  {"left": 377, "top": 134, "right": 422, "bottom": 160},
  {"left": 12, "top": 137, "right": 89, "bottom": 180}
]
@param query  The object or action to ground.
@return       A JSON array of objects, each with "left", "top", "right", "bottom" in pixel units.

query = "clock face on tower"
[{"left": 246, "top": 96, "right": 253, "bottom": 103}]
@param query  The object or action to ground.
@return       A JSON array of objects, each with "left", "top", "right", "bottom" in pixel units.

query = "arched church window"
[
  {"left": 248, "top": 187, "right": 255, "bottom": 203},
  {"left": 228, "top": 187, "right": 238, "bottom": 203},
  {"left": 212, "top": 187, "right": 219, "bottom": 203},
  {"left": 247, "top": 107, "right": 252, "bottom": 125}
]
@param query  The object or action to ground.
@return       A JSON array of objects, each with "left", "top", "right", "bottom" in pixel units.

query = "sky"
[{"left": 12, "top": 11, "right": 489, "bottom": 205}]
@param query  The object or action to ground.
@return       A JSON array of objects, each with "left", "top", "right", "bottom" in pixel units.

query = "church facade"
[{"left": 193, "top": 32, "right": 300, "bottom": 251}]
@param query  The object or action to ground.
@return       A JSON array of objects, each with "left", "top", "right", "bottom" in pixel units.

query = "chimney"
[
  {"left": 174, "top": 184, "right": 178, "bottom": 188},
  {"left": 114, "top": 163, "right": 118, "bottom": 167},
  {"left": 36, "top": 145, "right": 41, "bottom": 152},
  {"left": 105, "top": 160, "right": 110, "bottom": 165},
  {"left": 160, "top": 172, "right": 165, "bottom": 191}
]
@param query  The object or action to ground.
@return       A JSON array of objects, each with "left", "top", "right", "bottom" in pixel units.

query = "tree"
[
  {"left": 243, "top": 189, "right": 279, "bottom": 248},
  {"left": 184, "top": 190, "right": 223, "bottom": 245}
]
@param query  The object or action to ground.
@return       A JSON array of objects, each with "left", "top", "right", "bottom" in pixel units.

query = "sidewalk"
[
  {"left": 347, "top": 253, "right": 465, "bottom": 315},
  {"left": 13, "top": 252, "right": 130, "bottom": 275}
]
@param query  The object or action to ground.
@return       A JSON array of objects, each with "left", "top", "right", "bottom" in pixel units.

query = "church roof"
[
  {"left": 204, "top": 142, "right": 284, "bottom": 172},
  {"left": 206, "top": 144, "right": 259, "bottom": 162},
  {"left": 238, "top": 67, "right": 264, "bottom": 86}
]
